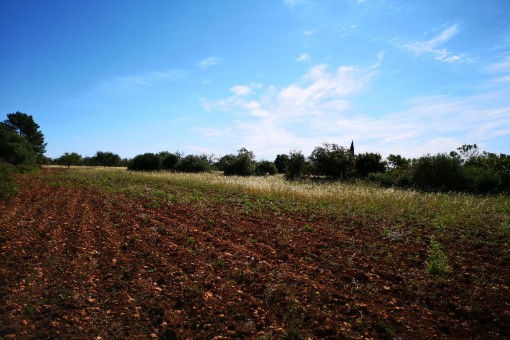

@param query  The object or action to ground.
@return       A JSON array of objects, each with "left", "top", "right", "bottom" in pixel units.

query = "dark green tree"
[
  {"left": 217, "top": 154, "right": 236, "bottom": 172},
  {"left": 412, "top": 153, "right": 465, "bottom": 192},
  {"left": 128, "top": 153, "right": 162, "bottom": 171},
  {"left": 274, "top": 154, "right": 289, "bottom": 174},
  {"left": 223, "top": 148, "right": 256, "bottom": 176},
  {"left": 455, "top": 144, "right": 480, "bottom": 162},
  {"left": 285, "top": 150, "right": 307, "bottom": 180},
  {"left": 57, "top": 152, "right": 83, "bottom": 168},
  {"left": 309, "top": 143, "right": 355, "bottom": 179},
  {"left": 174, "top": 155, "right": 210, "bottom": 173},
  {"left": 255, "top": 160, "right": 278, "bottom": 176},
  {"left": 2, "top": 112, "right": 46, "bottom": 156},
  {"left": 464, "top": 151, "right": 509, "bottom": 193},
  {"left": 93, "top": 151, "right": 122, "bottom": 167},
  {"left": 386, "top": 154, "right": 411, "bottom": 169},
  {"left": 162, "top": 153, "right": 180, "bottom": 170},
  {"left": 0, "top": 124, "right": 37, "bottom": 165},
  {"left": 355, "top": 152, "right": 386, "bottom": 178}
]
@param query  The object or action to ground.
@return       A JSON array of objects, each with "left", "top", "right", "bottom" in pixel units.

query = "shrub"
[
  {"left": 128, "top": 153, "right": 162, "bottom": 171},
  {"left": 162, "top": 153, "right": 180, "bottom": 170},
  {"left": 175, "top": 155, "right": 210, "bottom": 173},
  {"left": 217, "top": 154, "right": 235, "bottom": 172},
  {"left": 92, "top": 151, "right": 122, "bottom": 167},
  {"left": 466, "top": 152, "right": 510, "bottom": 193},
  {"left": 15, "top": 164, "right": 40, "bottom": 174},
  {"left": 0, "top": 162, "right": 18, "bottom": 200},
  {"left": 309, "top": 143, "right": 355, "bottom": 179},
  {"left": 223, "top": 148, "right": 256, "bottom": 176},
  {"left": 412, "top": 154, "right": 465, "bottom": 192},
  {"left": 285, "top": 151, "right": 307, "bottom": 180},
  {"left": 386, "top": 154, "right": 411, "bottom": 169},
  {"left": 369, "top": 169, "right": 413, "bottom": 188},
  {"left": 255, "top": 160, "right": 278, "bottom": 176},
  {"left": 274, "top": 154, "right": 289, "bottom": 174},
  {"left": 464, "top": 166, "right": 502, "bottom": 194},
  {"left": 0, "top": 124, "right": 37, "bottom": 166},
  {"left": 427, "top": 236, "right": 451, "bottom": 276},
  {"left": 355, "top": 152, "right": 386, "bottom": 178}
]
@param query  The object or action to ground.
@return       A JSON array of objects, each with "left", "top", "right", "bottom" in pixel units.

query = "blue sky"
[{"left": 1, "top": 0, "right": 509, "bottom": 160}]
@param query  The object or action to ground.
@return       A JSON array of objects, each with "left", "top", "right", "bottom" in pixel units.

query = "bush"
[
  {"left": 223, "top": 148, "right": 256, "bottom": 176},
  {"left": 285, "top": 151, "right": 307, "bottom": 180},
  {"left": 174, "top": 155, "right": 210, "bottom": 173},
  {"left": 427, "top": 236, "right": 451, "bottom": 276},
  {"left": 464, "top": 166, "right": 502, "bottom": 194},
  {"left": 355, "top": 152, "right": 386, "bottom": 178},
  {"left": 369, "top": 169, "right": 413, "bottom": 188},
  {"left": 15, "top": 164, "right": 40, "bottom": 174},
  {"left": 274, "top": 154, "right": 289, "bottom": 174},
  {"left": 255, "top": 160, "right": 277, "bottom": 176},
  {"left": 309, "top": 143, "right": 354, "bottom": 179},
  {"left": 162, "top": 153, "right": 180, "bottom": 170},
  {"left": 92, "top": 151, "right": 122, "bottom": 167},
  {"left": 128, "top": 153, "right": 162, "bottom": 171},
  {"left": 466, "top": 152, "right": 510, "bottom": 193},
  {"left": 412, "top": 154, "right": 465, "bottom": 192},
  {"left": 0, "top": 162, "right": 18, "bottom": 200},
  {"left": 0, "top": 124, "right": 37, "bottom": 166}
]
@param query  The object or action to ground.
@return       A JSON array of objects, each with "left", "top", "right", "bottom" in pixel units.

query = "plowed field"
[{"left": 1, "top": 169, "right": 509, "bottom": 339}]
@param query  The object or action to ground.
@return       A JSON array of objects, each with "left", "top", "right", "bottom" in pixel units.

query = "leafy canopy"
[{"left": 2, "top": 112, "right": 46, "bottom": 156}]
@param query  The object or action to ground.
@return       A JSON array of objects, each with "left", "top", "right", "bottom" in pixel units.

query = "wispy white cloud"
[
  {"left": 403, "top": 24, "right": 472, "bottom": 63},
  {"left": 230, "top": 83, "right": 262, "bottom": 96},
  {"left": 198, "top": 55, "right": 509, "bottom": 159},
  {"left": 296, "top": 53, "right": 310, "bottom": 62},
  {"left": 199, "top": 57, "right": 381, "bottom": 158},
  {"left": 488, "top": 58, "right": 510, "bottom": 72},
  {"left": 197, "top": 56, "right": 223, "bottom": 69},
  {"left": 88, "top": 69, "right": 185, "bottom": 96},
  {"left": 488, "top": 56, "right": 510, "bottom": 82}
]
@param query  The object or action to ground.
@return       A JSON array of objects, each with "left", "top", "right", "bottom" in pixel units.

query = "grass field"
[{"left": 1, "top": 167, "right": 509, "bottom": 338}]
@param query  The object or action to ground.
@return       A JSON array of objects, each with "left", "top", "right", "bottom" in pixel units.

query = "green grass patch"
[
  {"left": 427, "top": 236, "right": 451, "bottom": 276},
  {"left": 0, "top": 162, "right": 19, "bottom": 200}
]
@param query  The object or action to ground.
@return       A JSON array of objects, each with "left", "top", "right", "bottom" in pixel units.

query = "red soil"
[{"left": 1, "top": 169, "right": 509, "bottom": 338}]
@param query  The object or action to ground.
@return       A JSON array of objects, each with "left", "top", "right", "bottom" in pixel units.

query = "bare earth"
[{"left": 1, "top": 169, "right": 509, "bottom": 338}]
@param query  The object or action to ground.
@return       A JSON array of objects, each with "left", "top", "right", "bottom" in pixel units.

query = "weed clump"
[
  {"left": 0, "top": 162, "right": 18, "bottom": 200},
  {"left": 427, "top": 236, "right": 451, "bottom": 276}
]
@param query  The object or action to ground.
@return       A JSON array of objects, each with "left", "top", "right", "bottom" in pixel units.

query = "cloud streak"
[
  {"left": 403, "top": 24, "right": 471, "bottom": 63},
  {"left": 197, "top": 56, "right": 223, "bottom": 69},
  {"left": 488, "top": 56, "right": 510, "bottom": 82},
  {"left": 296, "top": 53, "right": 310, "bottom": 62},
  {"left": 88, "top": 69, "right": 185, "bottom": 96}
]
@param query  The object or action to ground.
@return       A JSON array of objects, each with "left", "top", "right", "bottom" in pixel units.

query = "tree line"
[
  {"left": 1, "top": 112, "right": 509, "bottom": 196},
  {"left": 53, "top": 142, "right": 509, "bottom": 194}
]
